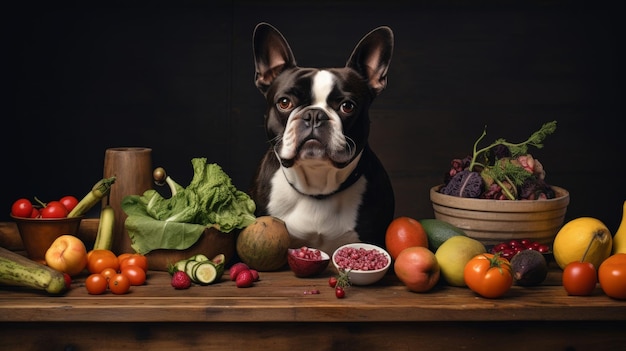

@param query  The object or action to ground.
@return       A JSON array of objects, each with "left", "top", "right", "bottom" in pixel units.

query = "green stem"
[
  {"left": 493, "top": 178, "right": 516, "bottom": 200},
  {"left": 33, "top": 196, "right": 46, "bottom": 208},
  {"left": 468, "top": 128, "right": 488, "bottom": 171}
]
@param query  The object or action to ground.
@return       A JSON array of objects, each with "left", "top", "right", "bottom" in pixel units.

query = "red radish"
[
  {"left": 235, "top": 269, "right": 254, "bottom": 288},
  {"left": 229, "top": 262, "right": 249, "bottom": 281}
]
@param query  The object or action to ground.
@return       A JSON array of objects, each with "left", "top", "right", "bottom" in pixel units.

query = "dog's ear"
[
  {"left": 253, "top": 23, "right": 297, "bottom": 94},
  {"left": 346, "top": 26, "right": 394, "bottom": 96}
]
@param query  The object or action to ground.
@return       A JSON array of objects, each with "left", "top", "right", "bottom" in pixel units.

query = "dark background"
[{"left": 2, "top": 1, "right": 624, "bottom": 234}]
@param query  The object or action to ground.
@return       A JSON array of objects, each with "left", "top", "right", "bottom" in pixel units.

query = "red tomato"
[
  {"left": 100, "top": 267, "right": 118, "bottom": 282},
  {"left": 85, "top": 273, "right": 108, "bottom": 295},
  {"left": 87, "top": 249, "right": 119, "bottom": 274},
  {"left": 562, "top": 261, "right": 597, "bottom": 296},
  {"left": 119, "top": 253, "right": 148, "bottom": 272},
  {"left": 59, "top": 195, "right": 79, "bottom": 213},
  {"left": 109, "top": 273, "right": 131, "bottom": 294},
  {"left": 63, "top": 273, "right": 72, "bottom": 290},
  {"left": 29, "top": 207, "right": 40, "bottom": 218},
  {"left": 464, "top": 253, "right": 513, "bottom": 298},
  {"left": 385, "top": 216, "right": 429, "bottom": 260},
  {"left": 40, "top": 201, "right": 68, "bottom": 218},
  {"left": 117, "top": 253, "right": 133, "bottom": 263},
  {"left": 11, "top": 198, "right": 33, "bottom": 218},
  {"left": 598, "top": 253, "right": 626, "bottom": 300},
  {"left": 121, "top": 265, "right": 147, "bottom": 286}
]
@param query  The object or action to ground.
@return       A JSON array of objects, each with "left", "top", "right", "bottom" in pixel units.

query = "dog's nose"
[{"left": 303, "top": 109, "right": 328, "bottom": 128}]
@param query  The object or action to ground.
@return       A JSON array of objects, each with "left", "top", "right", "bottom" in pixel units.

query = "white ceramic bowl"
[{"left": 332, "top": 243, "right": 391, "bottom": 285}]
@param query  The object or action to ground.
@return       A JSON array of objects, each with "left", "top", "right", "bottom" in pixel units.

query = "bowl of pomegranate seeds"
[
  {"left": 332, "top": 243, "right": 391, "bottom": 285},
  {"left": 287, "top": 246, "right": 330, "bottom": 277}
]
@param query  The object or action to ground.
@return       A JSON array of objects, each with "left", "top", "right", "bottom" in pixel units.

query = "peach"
[{"left": 45, "top": 234, "right": 88, "bottom": 276}]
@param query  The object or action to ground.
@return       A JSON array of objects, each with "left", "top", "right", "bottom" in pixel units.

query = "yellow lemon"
[{"left": 553, "top": 217, "right": 612, "bottom": 270}]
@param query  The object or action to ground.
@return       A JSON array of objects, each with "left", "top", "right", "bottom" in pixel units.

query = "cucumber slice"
[
  {"left": 191, "top": 254, "right": 210, "bottom": 262},
  {"left": 173, "top": 259, "right": 189, "bottom": 273},
  {"left": 193, "top": 262, "right": 218, "bottom": 285},
  {"left": 185, "top": 260, "right": 200, "bottom": 282},
  {"left": 208, "top": 260, "right": 225, "bottom": 278}
]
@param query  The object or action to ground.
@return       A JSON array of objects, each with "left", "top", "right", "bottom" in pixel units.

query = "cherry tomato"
[
  {"left": 109, "top": 273, "right": 131, "bottom": 295},
  {"left": 562, "top": 261, "right": 597, "bottom": 296},
  {"left": 59, "top": 195, "right": 79, "bottom": 213},
  {"left": 119, "top": 253, "right": 148, "bottom": 273},
  {"left": 87, "top": 249, "right": 119, "bottom": 274},
  {"left": 40, "top": 201, "right": 68, "bottom": 218},
  {"left": 464, "top": 253, "right": 513, "bottom": 299},
  {"left": 100, "top": 267, "right": 118, "bottom": 282},
  {"left": 29, "top": 207, "right": 40, "bottom": 218},
  {"left": 11, "top": 198, "right": 33, "bottom": 218},
  {"left": 598, "top": 253, "right": 626, "bottom": 300},
  {"left": 121, "top": 265, "right": 147, "bottom": 286},
  {"left": 63, "top": 273, "right": 72, "bottom": 290},
  {"left": 117, "top": 253, "right": 133, "bottom": 263},
  {"left": 85, "top": 273, "right": 108, "bottom": 295}
]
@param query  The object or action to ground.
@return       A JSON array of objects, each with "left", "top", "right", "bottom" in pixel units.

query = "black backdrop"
[{"left": 3, "top": 1, "right": 625, "bottom": 235}]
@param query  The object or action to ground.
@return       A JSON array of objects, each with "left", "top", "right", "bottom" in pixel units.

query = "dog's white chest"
[{"left": 267, "top": 170, "right": 366, "bottom": 254}]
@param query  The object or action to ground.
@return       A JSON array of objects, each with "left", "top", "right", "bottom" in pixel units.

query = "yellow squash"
[{"left": 612, "top": 200, "right": 626, "bottom": 254}]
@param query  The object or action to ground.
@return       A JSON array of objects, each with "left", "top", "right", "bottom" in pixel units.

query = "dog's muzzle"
[{"left": 276, "top": 107, "right": 356, "bottom": 168}]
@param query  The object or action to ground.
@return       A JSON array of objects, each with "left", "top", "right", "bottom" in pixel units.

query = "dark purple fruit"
[{"left": 510, "top": 249, "right": 548, "bottom": 286}]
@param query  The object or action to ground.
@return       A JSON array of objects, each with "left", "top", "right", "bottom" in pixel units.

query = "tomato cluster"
[
  {"left": 85, "top": 250, "right": 148, "bottom": 295},
  {"left": 10, "top": 196, "right": 79, "bottom": 219}
]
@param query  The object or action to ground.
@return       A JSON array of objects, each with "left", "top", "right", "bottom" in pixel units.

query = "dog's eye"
[
  {"left": 277, "top": 98, "right": 293, "bottom": 111},
  {"left": 340, "top": 101, "right": 355, "bottom": 114}
]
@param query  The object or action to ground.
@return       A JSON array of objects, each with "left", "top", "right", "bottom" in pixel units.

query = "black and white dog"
[{"left": 250, "top": 23, "right": 395, "bottom": 255}]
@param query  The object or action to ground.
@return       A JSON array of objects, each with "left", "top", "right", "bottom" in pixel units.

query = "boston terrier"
[{"left": 249, "top": 22, "right": 395, "bottom": 255}]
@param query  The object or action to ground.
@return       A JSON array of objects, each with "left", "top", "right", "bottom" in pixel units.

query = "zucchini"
[
  {"left": 68, "top": 176, "right": 116, "bottom": 218},
  {"left": 93, "top": 205, "right": 115, "bottom": 250},
  {"left": 0, "top": 246, "right": 67, "bottom": 294}
]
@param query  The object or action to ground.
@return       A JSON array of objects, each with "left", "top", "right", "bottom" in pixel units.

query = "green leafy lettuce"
[{"left": 122, "top": 158, "right": 256, "bottom": 254}]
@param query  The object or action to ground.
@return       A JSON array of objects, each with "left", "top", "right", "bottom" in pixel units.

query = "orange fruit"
[
  {"left": 598, "top": 253, "right": 626, "bottom": 300},
  {"left": 385, "top": 216, "right": 429, "bottom": 260}
]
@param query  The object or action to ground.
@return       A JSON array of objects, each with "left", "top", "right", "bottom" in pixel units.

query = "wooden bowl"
[
  {"left": 430, "top": 185, "right": 570, "bottom": 247},
  {"left": 11, "top": 215, "right": 82, "bottom": 263},
  {"left": 145, "top": 227, "right": 236, "bottom": 271}
]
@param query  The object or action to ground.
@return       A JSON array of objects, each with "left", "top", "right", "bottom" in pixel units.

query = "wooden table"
[{"left": 1, "top": 221, "right": 625, "bottom": 351}]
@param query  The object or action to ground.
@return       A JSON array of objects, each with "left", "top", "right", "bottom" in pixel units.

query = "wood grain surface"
[{"left": 1, "top": 219, "right": 625, "bottom": 350}]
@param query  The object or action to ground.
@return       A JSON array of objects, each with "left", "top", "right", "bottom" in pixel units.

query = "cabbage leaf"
[{"left": 122, "top": 158, "right": 256, "bottom": 254}]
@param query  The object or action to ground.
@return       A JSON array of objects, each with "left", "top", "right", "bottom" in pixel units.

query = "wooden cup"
[{"left": 103, "top": 147, "right": 153, "bottom": 255}]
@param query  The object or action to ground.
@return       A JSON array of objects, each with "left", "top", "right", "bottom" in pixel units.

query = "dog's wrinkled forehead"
[{"left": 268, "top": 67, "right": 372, "bottom": 107}]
